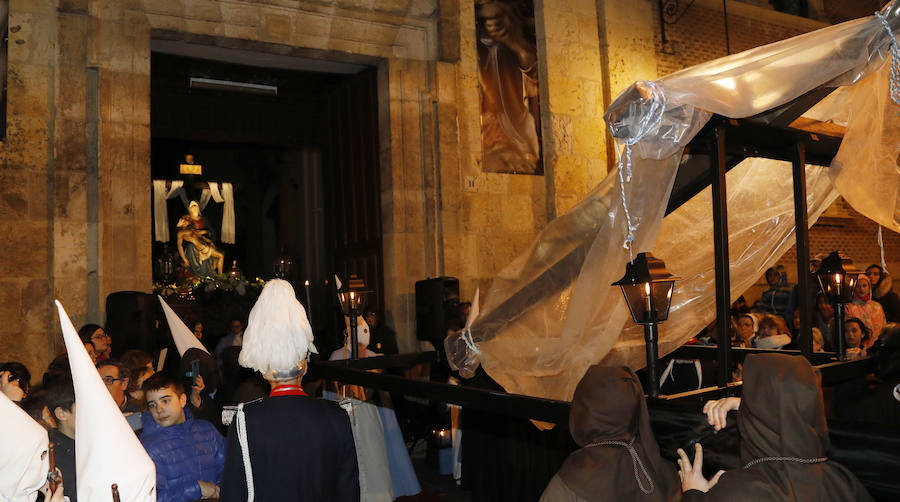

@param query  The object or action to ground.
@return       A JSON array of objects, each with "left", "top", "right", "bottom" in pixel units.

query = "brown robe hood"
[
  {"left": 686, "top": 353, "right": 873, "bottom": 502},
  {"left": 557, "top": 366, "right": 680, "bottom": 501}
]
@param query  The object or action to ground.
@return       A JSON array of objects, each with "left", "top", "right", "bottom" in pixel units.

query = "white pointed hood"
[
  {"left": 157, "top": 296, "right": 209, "bottom": 356},
  {"left": 343, "top": 315, "right": 371, "bottom": 346},
  {"left": 55, "top": 300, "right": 157, "bottom": 502},
  {"left": 0, "top": 390, "right": 49, "bottom": 501}
]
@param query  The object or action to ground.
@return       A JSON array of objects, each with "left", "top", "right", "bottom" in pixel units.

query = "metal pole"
[
  {"left": 644, "top": 323, "right": 660, "bottom": 398},
  {"left": 834, "top": 302, "right": 846, "bottom": 361},
  {"left": 349, "top": 311, "right": 359, "bottom": 360},
  {"left": 723, "top": 0, "right": 731, "bottom": 55},
  {"left": 710, "top": 125, "right": 732, "bottom": 388},
  {"left": 792, "top": 142, "right": 813, "bottom": 360},
  {"left": 657, "top": 0, "right": 668, "bottom": 44}
]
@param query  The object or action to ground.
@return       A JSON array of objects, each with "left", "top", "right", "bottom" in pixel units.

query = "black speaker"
[
  {"left": 415, "top": 277, "right": 460, "bottom": 342},
  {"left": 105, "top": 291, "right": 165, "bottom": 358}
]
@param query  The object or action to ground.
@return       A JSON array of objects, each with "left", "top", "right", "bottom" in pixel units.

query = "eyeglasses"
[
  {"left": 101, "top": 376, "right": 125, "bottom": 385},
  {"left": 91, "top": 332, "right": 110, "bottom": 340}
]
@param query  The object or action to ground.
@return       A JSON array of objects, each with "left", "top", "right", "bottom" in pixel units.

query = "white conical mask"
[
  {"left": 56, "top": 300, "right": 157, "bottom": 501},
  {"left": 343, "top": 315, "right": 371, "bottom": 347},
  {"left": 0, "top": 390, "right": 49, "bottom": 502},
  {"left": 158, "top": 296, "right": 209, "bottom": 356}
]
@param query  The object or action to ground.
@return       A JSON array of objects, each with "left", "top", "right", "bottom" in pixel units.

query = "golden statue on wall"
[{"left": 176, "top": 200, "right": 225, "bottom": 277}]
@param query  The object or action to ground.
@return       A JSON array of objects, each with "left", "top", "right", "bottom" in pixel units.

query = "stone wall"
[{"left": 0, "top": 0, "right": 872, "bottom": 375}]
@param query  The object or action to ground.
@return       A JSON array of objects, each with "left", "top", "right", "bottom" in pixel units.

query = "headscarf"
[
  {"left": 702, "top": 353, "right": 873, "bottom": 501},
  {"left": 557, "top": 366, "right": 679, "bottom": 501},
  {"left": 846, "top": 275, "right": 886, "bottom": 345},
  {"left": 854, "top": 275, "right": 873, "bottom": 303}
]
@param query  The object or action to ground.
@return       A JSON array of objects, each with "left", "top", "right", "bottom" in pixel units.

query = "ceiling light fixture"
[{"left": 188, "top": 77, "right": 278, "bottom": 96}]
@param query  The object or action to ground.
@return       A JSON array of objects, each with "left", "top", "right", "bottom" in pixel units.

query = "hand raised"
[{"left": 677, "top": 443, "right": 725, "bottom": 493}]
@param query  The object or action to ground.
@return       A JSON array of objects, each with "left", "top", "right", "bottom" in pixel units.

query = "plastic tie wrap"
[{"left": 445, "top": 289, "right": 481, "bottom": 378}]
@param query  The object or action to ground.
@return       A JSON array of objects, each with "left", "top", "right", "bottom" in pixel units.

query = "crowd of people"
[
  {"left": 695, "top": 259, "right": 900, "bottom": 361},
  {"left": 0, "top": 279, "right": 407, "bottom": 502},
  {"left": 2, "top": 257, "right": 896, "bottom": 502}
]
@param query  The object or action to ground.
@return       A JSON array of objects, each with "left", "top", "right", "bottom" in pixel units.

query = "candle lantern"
[
  {"left": 272, "top": 249, "right": 294, "bottom": 279},
  {"left": 816, "top": 251, "right": 861, "bottom": 361},
  {"left": 612, "top": 252, "right": 679, "bottom": 397},
  {"left": 227, "top": 259, "right": 242, "bottom": 280},
  {"left": 338, "top": 274, "right": 372, "bottom": 360},
  {"left": 155, "top": 247, "right": 177, "bottom": 285}
]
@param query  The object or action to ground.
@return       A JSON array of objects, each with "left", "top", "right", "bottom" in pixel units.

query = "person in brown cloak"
[
  {"left": 540, "top": 366, "right": 681, "bottom": 502},
  {"left": 678, "top": 353, "right": 873, "bottom": 501}
]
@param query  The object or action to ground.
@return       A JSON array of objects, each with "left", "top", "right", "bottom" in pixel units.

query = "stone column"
[{"left": 0, "top": 0, "right": 58, "bottom": 374}]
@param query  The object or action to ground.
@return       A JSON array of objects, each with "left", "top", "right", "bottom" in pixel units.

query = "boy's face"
[{"left": 146, "top": 386, "right": 187, "bottom": 427}]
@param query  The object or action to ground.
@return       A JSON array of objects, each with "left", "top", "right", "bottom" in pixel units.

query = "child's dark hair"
[
  {"left": 0, "top": 361, "right": 31, "bottom": 394},
  {"left": 757, "top": 316, "right": 779, "bottom": 334},
  {"left": 45, "top": 377, "right": 76, "bottom": 414},
  {"left": 141, "top": 372, "right": 184, "bottom": 396},
  {"left": 121, "top": 349, "right": 153, "bottom": 373}
]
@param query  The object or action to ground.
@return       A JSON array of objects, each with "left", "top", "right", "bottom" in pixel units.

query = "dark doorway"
[{"left": 150, "top": 49, "right": 384, "bottom": 353}]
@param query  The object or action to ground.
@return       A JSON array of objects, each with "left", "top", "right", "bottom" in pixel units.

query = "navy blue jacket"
[
  {"left": 140, "top": 408, "right": 225, "bottom": 502},
  {"left": 220, "top": 394, "right": 359, "bottom": 501}
]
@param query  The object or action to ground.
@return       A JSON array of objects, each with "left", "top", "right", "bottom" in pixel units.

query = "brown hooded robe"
[
  {"left": 540, "top": 366, "right": 680, "bottom": 502},
  {"left": 683, "top": 353, "right": 873, "bottom": 502}
]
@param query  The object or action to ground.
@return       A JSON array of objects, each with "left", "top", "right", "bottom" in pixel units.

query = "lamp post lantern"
[
  {"left": 612, "top": 252, "right": 678, "bottom": 397},
  {"left": 816, "top": 251, "right": 861, "bottom": 361},
  {"left": 338, "top": 274, "right": 372, "bottom": 360},
  {"left": 272, "top": 249, "right": 294, "bottom": 280}
]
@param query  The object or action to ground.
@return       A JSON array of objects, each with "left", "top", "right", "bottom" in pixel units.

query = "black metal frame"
[
  {"left": 315, "top": 113, "right": 862, "bottom": 421},
  {"left": 310, "top": 350, "right": 874, "bottom": 423},
  {"left": 680, "top": 115, "right": 843, "bottom": 386}
]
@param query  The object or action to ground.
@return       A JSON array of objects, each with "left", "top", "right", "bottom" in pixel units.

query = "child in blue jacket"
[{"left": 140, "top": 372, "right": 225, "bottom": 502}]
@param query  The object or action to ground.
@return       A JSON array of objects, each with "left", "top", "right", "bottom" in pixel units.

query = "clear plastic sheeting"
[
  {"left": 600, "top": 158, "right": 839, "bottom": 371},
  {"left": 446, "top": 1, "right": 900, "bottom": 408}
]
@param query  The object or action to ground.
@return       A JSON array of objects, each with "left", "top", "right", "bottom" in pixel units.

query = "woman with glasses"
[{"left": 78, "top": 323, "right": 111, "bottom": 361}]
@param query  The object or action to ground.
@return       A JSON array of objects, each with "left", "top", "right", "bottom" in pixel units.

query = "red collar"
[{"left": 269, "top": 384, "right": 307, "bottom": 397}]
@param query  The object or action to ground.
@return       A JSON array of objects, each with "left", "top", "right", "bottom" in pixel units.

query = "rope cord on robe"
[
  {"left": 743, "top": 456, "right": 828, "bottom": 469},
  {"left": 236, "top": 403, "right": 255, "bottom": 502},
  {"left": 585, "top": 435, "right": 655, "bottom": 494},
  {"left": 613, "top": 81, "right": 667, "bottom": 261}
]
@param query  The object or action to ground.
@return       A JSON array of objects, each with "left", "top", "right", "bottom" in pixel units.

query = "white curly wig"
[{"left": 239, "top": 279, "right": 318, "bottom": 376}]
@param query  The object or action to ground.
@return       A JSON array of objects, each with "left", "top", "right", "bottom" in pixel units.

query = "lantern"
[{"left": 612, "top": 252, "right": 679, "bottom": 397}]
